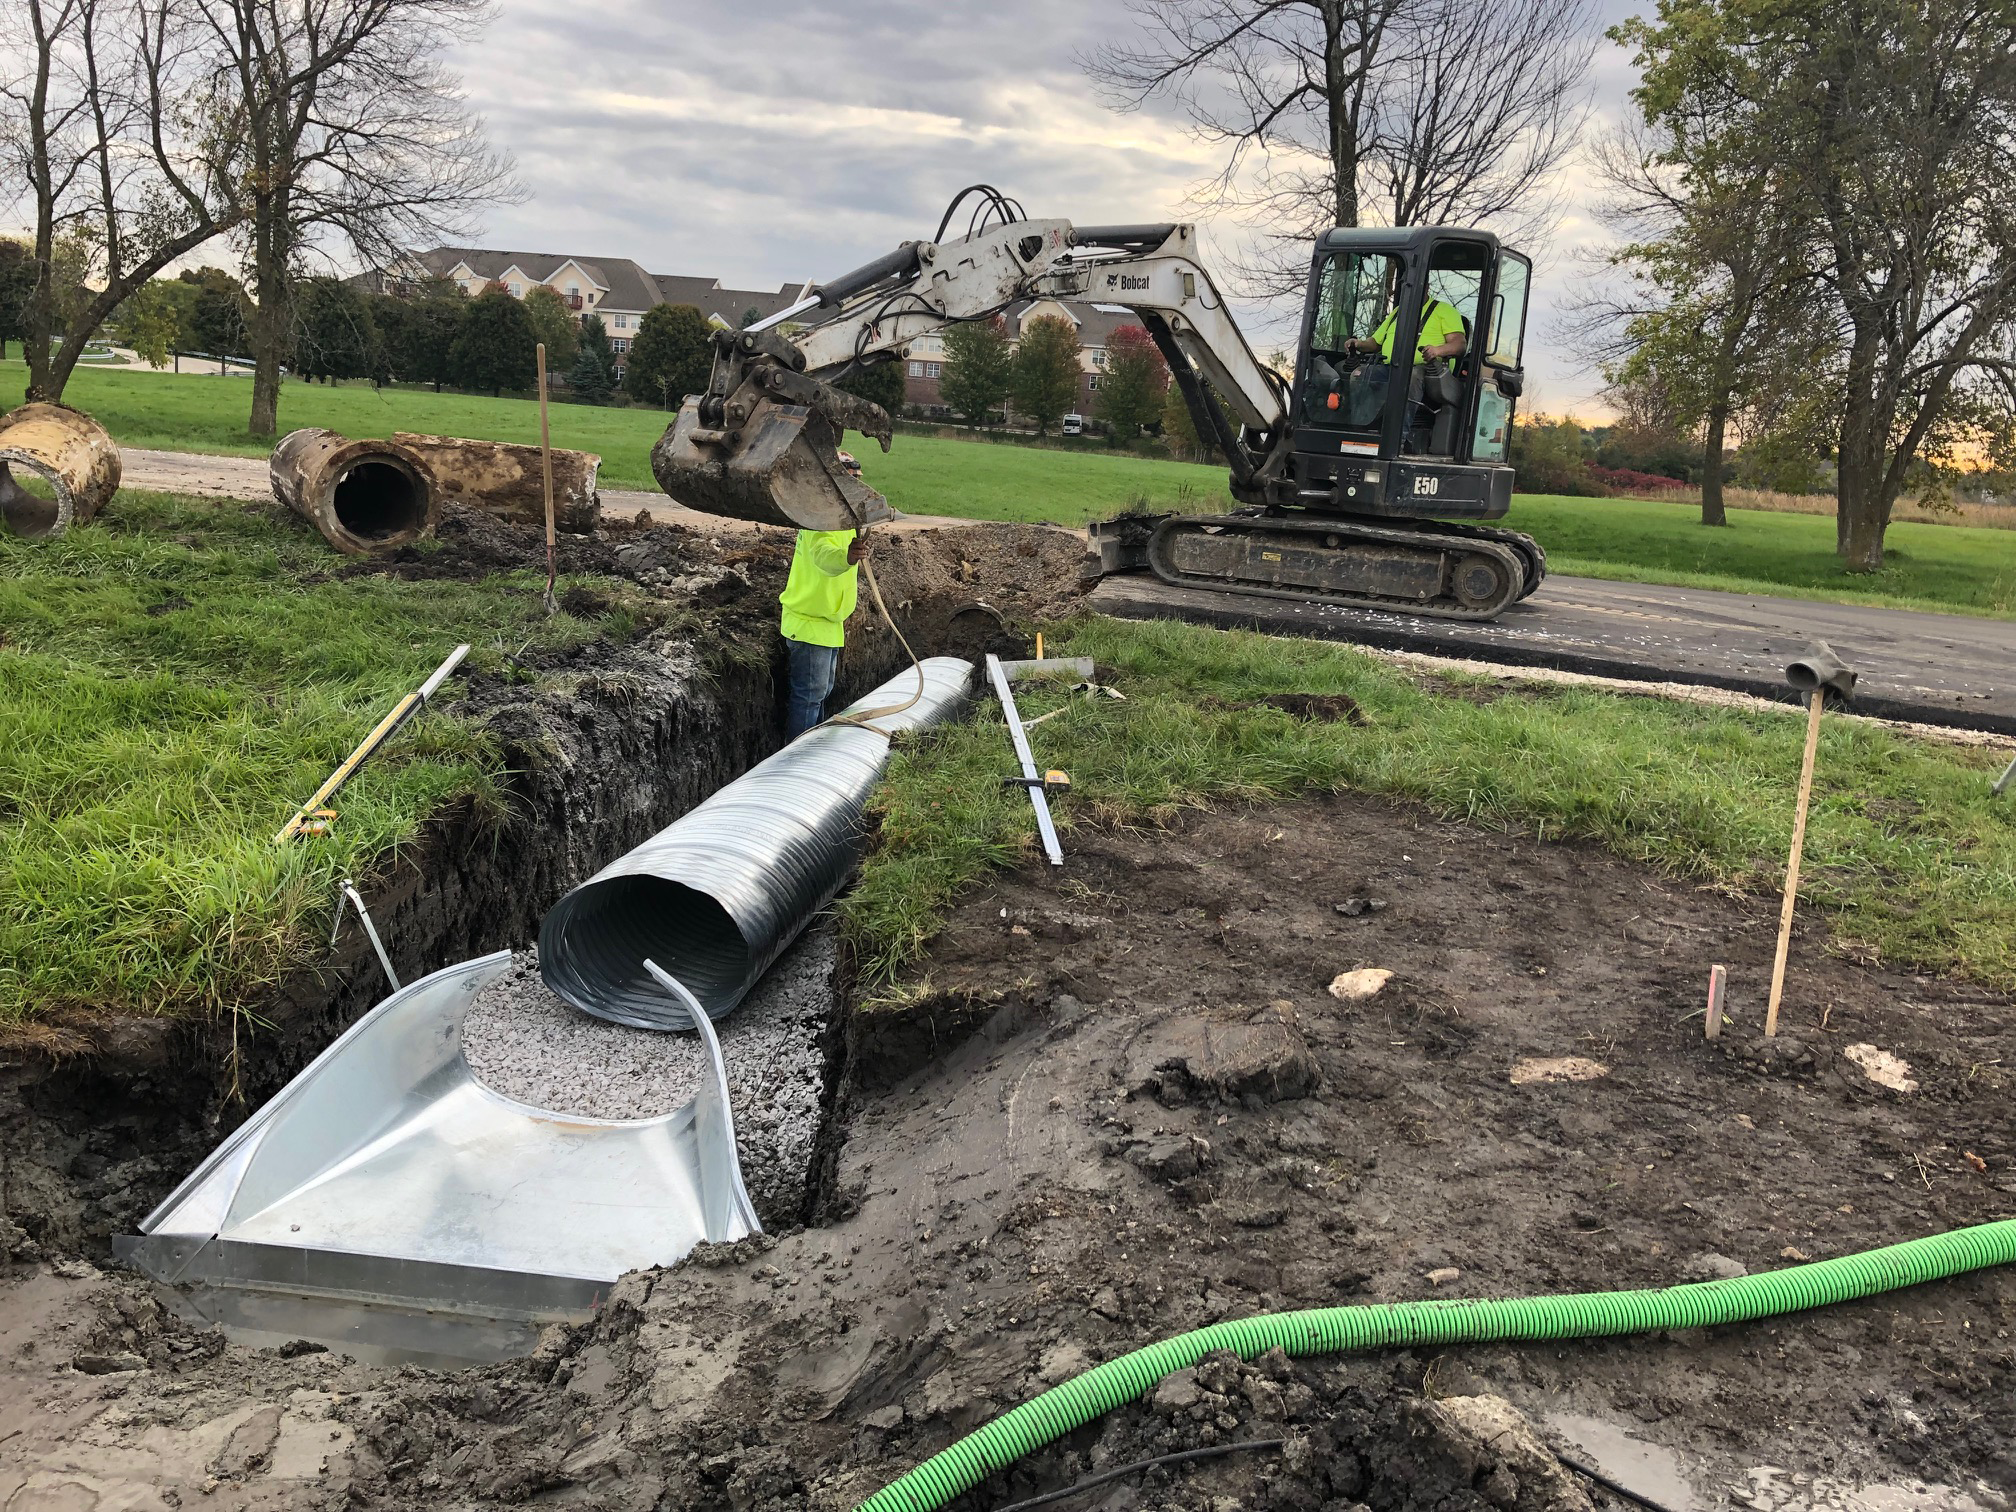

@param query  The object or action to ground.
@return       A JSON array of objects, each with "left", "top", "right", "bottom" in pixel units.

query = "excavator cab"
[{"left": 1290, "top": 227, "right": 1531, "bottom": 520}]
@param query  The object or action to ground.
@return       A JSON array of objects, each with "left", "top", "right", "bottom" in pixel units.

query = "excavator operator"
[{"left": 1337, "top": 291, "right": 1467, "bottom": 439}]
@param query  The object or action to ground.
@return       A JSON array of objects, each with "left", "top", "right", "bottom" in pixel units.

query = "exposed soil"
[
  {"left": 6, "top": 792, "right": 2012, "bottom": 1512},
  {"left": 0, "top": 505, "right": 1091, "bottom": 1263}
]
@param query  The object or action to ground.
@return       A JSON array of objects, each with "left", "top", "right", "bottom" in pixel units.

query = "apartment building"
[{"left": 370, "top": 248, "right": 809, "bottom": 373}]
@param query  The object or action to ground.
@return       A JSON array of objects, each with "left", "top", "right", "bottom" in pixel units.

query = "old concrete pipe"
[
  {"left": 270, "top": 428, "right": 439, "bottom": 554},
  {"left": 0, "top": 402, "right": 122, "bottom": 538}
]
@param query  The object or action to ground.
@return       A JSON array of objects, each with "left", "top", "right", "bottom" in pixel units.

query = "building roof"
[
  {"left": 1007, "top": 298, "right": 1144, "bottom": 349},
  {"left": 394, "top": 245, "right": 811, "bottom": 324}
]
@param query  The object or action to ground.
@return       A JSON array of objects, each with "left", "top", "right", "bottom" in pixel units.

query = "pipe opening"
[
  {"left": 544, "top": 876, "right": 752, "bottom": 1028},
  {"left": 0, "top": 458, "right": 70, "bottom": 538},
  {"left": 332, "top": 460, "right": 426, "bottom": 541}
]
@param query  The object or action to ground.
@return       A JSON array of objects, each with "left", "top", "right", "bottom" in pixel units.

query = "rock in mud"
[
  {"left": 1133, "top": 1001, "right": 1320, "bottom": 1105},
  {"left": 1417, "top": 1395, "right": 1595, "bottom": 1510}
]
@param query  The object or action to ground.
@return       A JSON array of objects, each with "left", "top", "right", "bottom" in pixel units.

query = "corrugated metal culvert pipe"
[{"left": 539, "top": 657, "right": 974, "bottom": 1030}]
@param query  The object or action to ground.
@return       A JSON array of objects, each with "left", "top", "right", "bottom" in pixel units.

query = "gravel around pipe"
[{"left": 855, "top": 1219, "right": 2016, "bottom": 1512}]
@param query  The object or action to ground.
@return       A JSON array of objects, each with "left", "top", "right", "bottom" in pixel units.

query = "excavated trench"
[{"left": 0, "top": 505, "right": 1086, "bottom": 1275}]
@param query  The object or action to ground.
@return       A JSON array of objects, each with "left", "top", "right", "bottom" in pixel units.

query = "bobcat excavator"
[{"left": 655, "top": 185, "right": 1544, "bottom": 619}]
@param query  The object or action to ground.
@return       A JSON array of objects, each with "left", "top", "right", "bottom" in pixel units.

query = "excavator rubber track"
[{"left": 1143, "top": 513, "right": 1543, "bottom": 621}]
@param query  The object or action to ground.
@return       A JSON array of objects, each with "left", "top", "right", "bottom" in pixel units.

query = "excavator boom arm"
[{"left": 652, "top": 212, "right": 1289, "bottom": 531}]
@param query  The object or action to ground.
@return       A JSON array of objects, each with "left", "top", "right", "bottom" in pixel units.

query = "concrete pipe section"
[
  {"left": 0, "top": 401, "right": 122, "bottom": 538},
  {"left": 393, "top": 431, "right": 602, "bottom": 533},
  {"left": 270, "top": 428, "right": 439, "bottom": 554},
  {"left": 539, "top": 658, "right": 976, "bottom": 1029}
]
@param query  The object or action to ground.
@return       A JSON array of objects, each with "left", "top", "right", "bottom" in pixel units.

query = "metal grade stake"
[
  {"left": 1994, "top": 753, "right": 2016, "bottom": 798},
  {"left": 536, "top": 342, "right": 557, "bottom": 615},
  {"left": 987, "top": 653, "right": 1064, "bottom": 867},
  {"left": 276, "top": 644, "right": 470, "bottom": 843},
  {"left": 330, "top": 880, "right": 401, "bottom": 992},
  {"left": 1765, "top": 691, "right": 1825, "bottom": 1037}
]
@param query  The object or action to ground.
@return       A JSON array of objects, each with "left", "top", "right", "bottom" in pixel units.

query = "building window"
[
  {"left": 615, "top": 313, "right": 628, "bottom": 329},
  {"left": 567, "top": 284, "right": 579, "bottom": 295},
  {"left": 1091, "top": 349, "right": 1106, "bottom": 367},
  {"left": 907, "top": 360, "right": 924, "bottom": 378},
  {"left": 611, "top": 338, "right": 630, "bottom": 354},
  {"left": 1087, "top": 373, "right": 1102, "bottom": 390},
  {"left": 509, "top": 282, "right": 521, "bottom": 297},
  {"left": 925, "top": 362, "right": 942, "bottom": 378}
]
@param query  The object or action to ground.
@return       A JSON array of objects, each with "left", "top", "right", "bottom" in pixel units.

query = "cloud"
[{"left": 447, "top": 0, "right": 1650, "bottom": 413}]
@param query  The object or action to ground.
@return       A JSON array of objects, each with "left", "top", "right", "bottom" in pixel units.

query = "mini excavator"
[{"left": 655, "top": 185, "right": 1544, "bottom": 620}]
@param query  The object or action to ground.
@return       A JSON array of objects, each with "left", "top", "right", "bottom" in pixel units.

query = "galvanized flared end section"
[
  {"left": 538, "top": 658, "right": 973, "bottom": 1030},
  {"left": 651, "top": 399, "right": 894, "bottom": 531}
]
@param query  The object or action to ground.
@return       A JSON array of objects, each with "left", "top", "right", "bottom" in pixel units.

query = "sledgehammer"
[{"left": 1765, "top": 642, "right": 1858, "bottom": 1037}]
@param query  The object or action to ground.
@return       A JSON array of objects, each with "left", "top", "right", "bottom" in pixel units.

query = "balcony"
[{"left": 565, "top": 293, "right": 583, "bottom": 310}]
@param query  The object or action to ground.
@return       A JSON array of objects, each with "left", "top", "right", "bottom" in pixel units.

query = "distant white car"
[{"left": 1061, "top": 412, "right": 1084, "bottom": 436}]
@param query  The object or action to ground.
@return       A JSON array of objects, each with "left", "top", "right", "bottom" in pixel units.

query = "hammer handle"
[{"left": 1765, "top": 691, "right": 1825, "bottom": 1036}]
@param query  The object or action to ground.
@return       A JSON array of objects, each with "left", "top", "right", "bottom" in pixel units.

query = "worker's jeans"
[{"left": 784, "top": 637, "right": 841, "bottom": 738}]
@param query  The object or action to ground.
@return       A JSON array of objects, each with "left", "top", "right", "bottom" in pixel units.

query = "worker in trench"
[{"left": 779, "top": 450, "right": 870, "bottom": 738}]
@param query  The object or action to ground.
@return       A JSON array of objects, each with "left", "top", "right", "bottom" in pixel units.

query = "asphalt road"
[{"left": 1088, "top": 572, "right": 2016, "bottom": 734}]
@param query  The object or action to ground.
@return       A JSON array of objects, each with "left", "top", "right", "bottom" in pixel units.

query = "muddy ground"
[{"left": 7, "top": 785, "right": 2013, "bottom": 1512}]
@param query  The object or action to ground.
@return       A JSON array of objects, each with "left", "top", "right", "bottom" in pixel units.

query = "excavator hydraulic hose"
[{"left": 854, "top": 1218, "right": 2016, "bottom": 1511}]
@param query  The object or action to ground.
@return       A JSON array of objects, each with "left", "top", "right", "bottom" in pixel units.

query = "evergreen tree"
[
  {"left": 1010, "top": 314, "right": 1082, "bottom": 436},
  {"left": 623, "top": 303, "right": 713, "bottom": 408},
  {"left": 570, "top": 314, "right": 617, "bottom": 404},
  {"left": 1095, "top": 325, "right": 1168, "bottom": 441},
  {"left": 0, "top": 240, "right": 33, "bottom": 361},
  {"left": 384, "top": 279, "right": 466, "bottom": 391},
  {"left": 522, "top": 285, "right": 580, "bottom": 370},
  {"left": 450, "top": 285, "right": 537, "bottom": 396},
  {"left": 939, "top": 315, "right": 1012, "bottom": 425},
  {"left": 293, "top": 277, "right": 381, "bottom": 383},
  {"left": 1161, "top": 380, "right": 1207, "bottom": 462}
]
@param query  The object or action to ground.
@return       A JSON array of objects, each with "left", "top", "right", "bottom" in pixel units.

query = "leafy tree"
[
  {"left": 835, "top": 359, "right": 906, "bottom": 419},
  {"left": 1508, "top": 415, "right": 1600, "bottom": 496},
  {"left": 293, "top": 277, "right": 381, "bottom": 382},
  {"left": 1619, "top": 0, "right": 2016, "bottom": 570},
  {"left": 121, "top": 281, "right": 183, "bottom": 368},
  {"left": 181, "top": 269, "right": 249, "bottom": 365},
  {"left": 1011, "top": 315, "right": 1082, "bottom": 436},
  {"left": 570, "top": 314, "right": 617, "bottom": 403},
  {"left": 450, "top": 284, "right": 536, "bottom": 395},
  {"left": 623, "top": 303, "right": 712, "bottom": 408},
  {"left": 940, "top": 315, "right": 1013, "bottom": 425},
  {"left": 1095, "top": 325, "right": 1169, "bottom": 442},
  {"left": 521, "top": 285, "right": 580, "bottom": 371}
]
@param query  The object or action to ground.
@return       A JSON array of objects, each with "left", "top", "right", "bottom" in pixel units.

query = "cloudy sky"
[{"left": 448, "top": 0, "right": 1652, "bottom": 415}]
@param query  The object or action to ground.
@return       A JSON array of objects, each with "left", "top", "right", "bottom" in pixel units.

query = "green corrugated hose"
[{"left": 855, "top": 1218, "right": 2016, "bottom": 1512}]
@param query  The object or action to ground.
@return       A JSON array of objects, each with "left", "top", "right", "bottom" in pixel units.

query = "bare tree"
[
  {"left": 1085, "top": 0, "right": 1596, "bottom": 294},
  {"left": 189, "top": 0, "right": 518, "bottom": 436},
  {"left": 0, "top": 0, "right": 243, "bottom": 402}
]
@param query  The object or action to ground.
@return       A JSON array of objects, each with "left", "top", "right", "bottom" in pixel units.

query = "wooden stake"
[
  {"left": 1035, "top": 632, "right": 1044, "bottom": 660},
  {"left": 1765, "top": 691, "right": 1825, "bottom": 1036},
  {"left": 1704, "top": 963, "right": 1727, "bottom": 1039},
  {"left": 536, "top": 342, "right": 556, "bottom": 614}
]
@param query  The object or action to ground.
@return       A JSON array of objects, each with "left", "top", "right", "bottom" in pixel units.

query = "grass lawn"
[
  {"left": 846, "top": 616, "right": 2016, "bottom": 997},
  {"left": 15, "top": 359, "right": 2016, "bottom": 617},
  {"left": 0, "top": 489, "right": 640, "bottom": 1034}
]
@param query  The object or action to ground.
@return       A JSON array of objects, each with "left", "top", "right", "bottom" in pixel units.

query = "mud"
[{"left": 7, "top": 792, "right": 2013, "bottom": 1512}]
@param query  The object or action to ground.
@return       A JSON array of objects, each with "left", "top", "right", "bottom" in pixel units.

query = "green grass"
[
  {"left": 1507, "top": 493, "right": 2016, "bottom": 619},
  {"left": 0, "top": 490, "right": 640, "bottom": 1033},
  {"left": 17, "top": 358, "right": 2016, "bottom": 616},
  {"left": 845, "top": 616, "right": 2016, "bottom": 997}
]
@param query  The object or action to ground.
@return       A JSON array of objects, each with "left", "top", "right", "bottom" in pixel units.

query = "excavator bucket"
[{"left": 651, "top": 397, "right": 896, "bottom": 532}]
